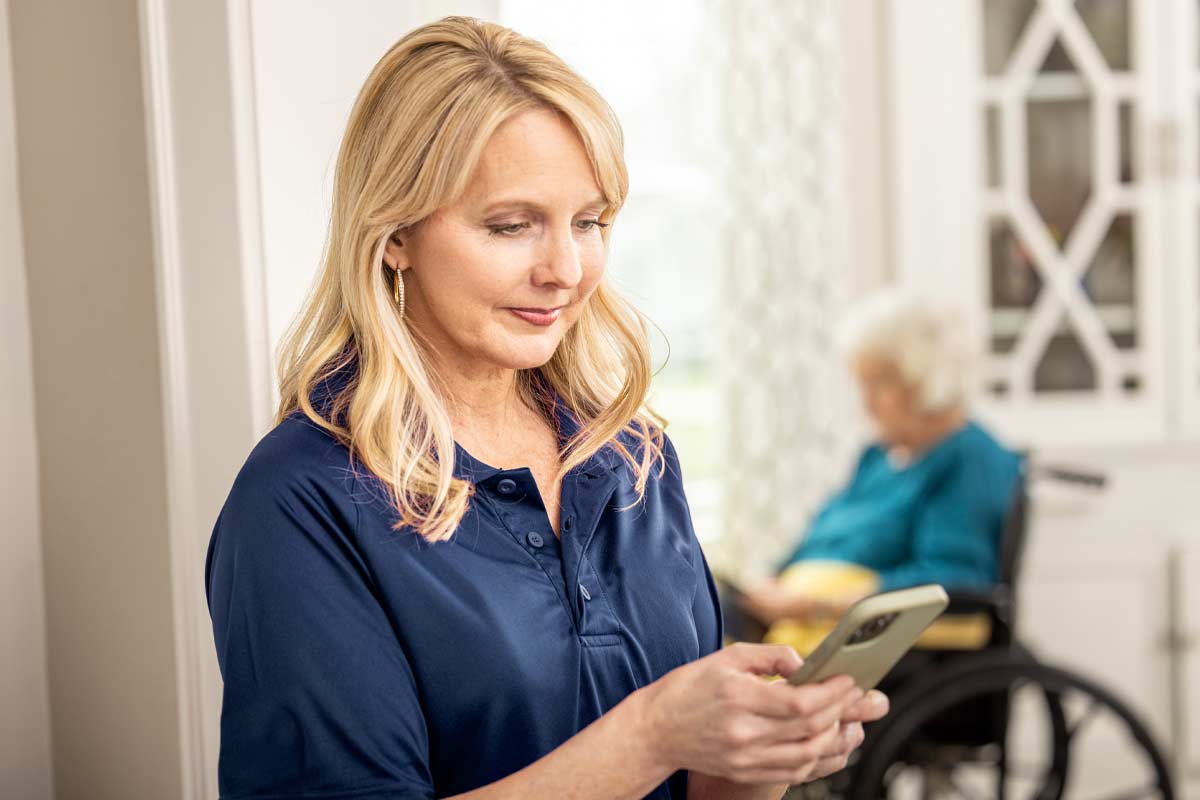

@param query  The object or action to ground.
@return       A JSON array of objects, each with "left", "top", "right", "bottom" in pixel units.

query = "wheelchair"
[{"left": 751, "top": 461, "right": 1178, "bottom": 799}]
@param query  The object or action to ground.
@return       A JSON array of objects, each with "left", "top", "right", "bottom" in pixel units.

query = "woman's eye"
[
  {"left": 488, "top": 219, "right": 610, "bottom": 236},
  {"left": 488, "top": 222, "right": 531, "bottom": 236}
]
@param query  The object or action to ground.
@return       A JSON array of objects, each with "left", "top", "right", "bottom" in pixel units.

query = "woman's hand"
[
  {"left": 636, "top": 642, "right": 880, "bottom": 786},
  {"left": 805, "top": 689, "right": 890, "bottom": 781}
]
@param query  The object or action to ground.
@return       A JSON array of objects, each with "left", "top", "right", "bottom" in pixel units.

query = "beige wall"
[
  {"left": 7, "top": 0, "right": 182, "bottom": 797},
  {"left": 0, "top": 0, "right": 53, "bottom": 796}
]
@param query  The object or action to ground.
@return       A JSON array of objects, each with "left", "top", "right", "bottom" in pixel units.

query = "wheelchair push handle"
[
  {"left": 1014, "top": 449, "right": 1108, "bottom": 488},
  {"left": 1031, "top": 464, "right": 1108, "bottom": 488}
]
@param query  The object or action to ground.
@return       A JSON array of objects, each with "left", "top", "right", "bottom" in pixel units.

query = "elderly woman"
[
  {"left": 204, "top": 16, "right": 886, "bottom": 800},
  {"left": 738, "top": 290, "right": 1023, "bottom": 628}
]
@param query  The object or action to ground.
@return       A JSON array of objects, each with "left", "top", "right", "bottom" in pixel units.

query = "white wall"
[
  {"left": 248, "top": 0, "right": 495, "bottom": 404},
  {"left": 0, "top": 1, "right": 54, "bottom": 796}
]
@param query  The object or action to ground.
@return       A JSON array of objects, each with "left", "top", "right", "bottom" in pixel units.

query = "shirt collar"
[
  {"left": 303, "top": 355, "right": 623, "bottom": 482},
  {"left": 453, "top": 385, "right": 624, "bottom": 482}
]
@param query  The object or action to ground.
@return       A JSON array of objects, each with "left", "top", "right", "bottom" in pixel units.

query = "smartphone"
[{"left": 785, "top": 584, "right": 950, "bottom": 691}]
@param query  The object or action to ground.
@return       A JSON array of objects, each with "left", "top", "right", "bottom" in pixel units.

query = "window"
[{"left": 500, "top": 2, "right": 727, "bottom": 539}]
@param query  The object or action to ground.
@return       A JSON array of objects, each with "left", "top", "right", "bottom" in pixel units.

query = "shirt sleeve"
[
  {"left": 874, "top": 455, "right": 1001, "bottom": 593},
  {"left": 691, "top": 534, "right": 726, "bottom": 656},
  {"left": 660, "top": 433, "right": 725, "bottom": 656},
  {"left": 205, "top": 453, "right": 435, "bottom": 800}
]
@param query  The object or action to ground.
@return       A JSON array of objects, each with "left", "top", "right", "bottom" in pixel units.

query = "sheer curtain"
[{"left": 710, "top": 0, "right": 858, "bottom": 579}]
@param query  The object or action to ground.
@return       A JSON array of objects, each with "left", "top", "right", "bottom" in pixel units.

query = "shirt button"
[
  {"left": 526, "top": 531, "right": 544, "bottom": 548},
  {"left": 579, "top": 583, "right": 592, "bottom": 601},
  {"left": 563, "top": 516, "right": 574, "bottom": 532},
  {"left": 496, "top": 478, "right": 517, "bottom": 495}
]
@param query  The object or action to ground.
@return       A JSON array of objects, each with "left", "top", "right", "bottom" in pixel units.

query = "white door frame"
[{"left": 138, "top": 0, "right": 273, "bottom": 795}]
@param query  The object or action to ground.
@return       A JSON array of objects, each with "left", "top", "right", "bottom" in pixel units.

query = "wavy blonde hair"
[{"left": 274, "top": 16, "right": 665, "bottom": 542}]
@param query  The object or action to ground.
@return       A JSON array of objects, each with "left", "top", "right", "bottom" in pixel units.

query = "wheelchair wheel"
[{"left": 845, "top": 651, "right": 1174, "bottom": 800}]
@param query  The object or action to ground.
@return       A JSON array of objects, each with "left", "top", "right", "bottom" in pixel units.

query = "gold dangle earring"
[
  {"left": 390, "top": 233, "right": 405, "bottom": 318},
  {"left": 393, "top": 267, "right": 405, "bottom": 318}
]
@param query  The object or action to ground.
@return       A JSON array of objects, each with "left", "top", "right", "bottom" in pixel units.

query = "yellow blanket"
[{"left": 752, "top": 561, "right": 992, "bottom": 655}]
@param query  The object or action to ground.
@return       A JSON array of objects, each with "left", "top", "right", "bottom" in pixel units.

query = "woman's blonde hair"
[{"left": 274, "top": 16, "right": 665, "bottom": 542}]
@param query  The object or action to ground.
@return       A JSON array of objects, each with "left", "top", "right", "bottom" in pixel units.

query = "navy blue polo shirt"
[{"left": 205, "top": 381, "right": 724, "bottom": 799}]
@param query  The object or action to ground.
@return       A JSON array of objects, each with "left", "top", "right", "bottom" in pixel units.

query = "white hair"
[{"left": 835, "top": 287, "right": 976, "bottom": 413}]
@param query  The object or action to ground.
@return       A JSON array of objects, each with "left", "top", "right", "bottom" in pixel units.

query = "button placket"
[{"left": 478, "top": 471, "right": 580, "bottom": 633}]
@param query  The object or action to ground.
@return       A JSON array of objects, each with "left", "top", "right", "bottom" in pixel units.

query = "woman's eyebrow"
[{"left": 478, "top": 195, "right": 607, "bottom": 215}]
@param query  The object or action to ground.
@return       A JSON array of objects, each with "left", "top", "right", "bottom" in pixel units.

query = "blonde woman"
[{"left": 205, "top": 17, "right": 886, "bottom": 800}]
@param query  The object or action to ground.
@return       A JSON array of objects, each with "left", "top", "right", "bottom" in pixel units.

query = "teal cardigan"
[{"left": 775, "top": 421, "right": 1022, "bottom": 593}]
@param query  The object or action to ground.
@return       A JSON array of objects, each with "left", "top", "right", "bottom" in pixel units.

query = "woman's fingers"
[
  {"left": 730, "top": 670, "right": 858, "bottom": 722},
  {"left": 840, "top": 689, "right": 889, "bottom": 723},
  {"left": 749, "top": 722, "right": 865, "bottom": 783},
  {"left": 721, "top": 642, "right": 804, "bottom": 678},
  {"left": 743, "top": 721, "right": 842, "bottom": 770},
  {"left": 772, "top": 685, "right": 863, "bottom": 739},
  {"left": 845, "top": 721, "right": 866, "bottom": 749},
  {"left": 808, "top": 751, "right": 852, "bottom": 781},
  {"left": 830, "top": 721, "right": 865, "bottom": 755}
]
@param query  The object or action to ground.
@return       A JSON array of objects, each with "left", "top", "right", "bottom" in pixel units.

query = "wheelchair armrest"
[{"left": 944, "top": 585, "right": 1013, "bottom": 618}]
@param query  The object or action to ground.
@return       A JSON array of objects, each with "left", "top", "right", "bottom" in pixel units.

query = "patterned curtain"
[{"left": 707, "top": 0, "right": 860, "bottom": 581}]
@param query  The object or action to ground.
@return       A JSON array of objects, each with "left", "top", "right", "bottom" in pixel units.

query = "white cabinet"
[
  {"left": 887, "top": 1, "right": 1200, "bottom": 789},
  {"left": 888, "top": 0, "right": 1200, "bottom": 447}
]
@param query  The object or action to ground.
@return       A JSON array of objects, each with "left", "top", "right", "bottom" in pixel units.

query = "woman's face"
[
  {"left": 384, "top": 107, "right": 609, "bottom": 377},
  {"left": 852, "top": 353, "right": 921, "bottom": 446}
]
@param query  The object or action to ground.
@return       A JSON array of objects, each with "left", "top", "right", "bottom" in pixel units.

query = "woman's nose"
[{"left": 534, "top": 225, "right": 583, "bottom": 288}]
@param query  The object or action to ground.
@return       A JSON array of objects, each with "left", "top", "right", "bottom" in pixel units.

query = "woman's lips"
[{"left": 507, "top": 307, "right": 563, "bottom": 327}]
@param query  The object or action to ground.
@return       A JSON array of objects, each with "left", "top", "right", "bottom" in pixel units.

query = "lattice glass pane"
[
  {"left": 1034, "top": 325, "right": 1098, "bottom": 391},
  {"left": 1028, "top": 98, "right": 1092, "bottom": 245},
  {"left": 1118, "top": 101, "right": 1134, "bottom": 183},
  {"left": 1077, "top": 0, "right": 1130, "bottom": 70},
  {"left": 985, "top": 105, "right": 1001, "bottom": 187},
  {"left": 1083, "top": 213, "right": 1137, "bottom": 350},
  {"left": 1039, "top": 38, "right": 1077, "bottom": 73},
  {"left": 989, "top": 218, "right": 1042, "bottom": 354},
  {"left": 983, "top": 0, "right": 1036, "bottom": 75}
]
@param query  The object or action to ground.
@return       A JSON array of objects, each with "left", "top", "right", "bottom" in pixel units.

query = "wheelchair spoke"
[
  {"left": 848, "top": 656, "right": 1176, "bottom": 800},
  {"left": 1065, "top": 695, "right": 1104, "bottom": 742},
  {"left": 1087, "top": 782, "right": 1162, "bottom": 800},
  {"left": 946, "top": 776, "right": 989, "bottom": 800},
  {"left": 1002, "top": 760, "right": 1052, "bottom": 779}
]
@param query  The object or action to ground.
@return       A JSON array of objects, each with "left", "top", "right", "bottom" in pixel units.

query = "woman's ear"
[{"left": 382, "top": 231, "right": 409, "bottom": 272}]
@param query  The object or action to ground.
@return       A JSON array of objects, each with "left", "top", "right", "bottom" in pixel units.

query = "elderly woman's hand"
[
  {"left": 737, "top": 579, "right": 874, "bottom": 626},
  {"left": 636, "top": 642, "right": 883, "bottom": 785},
  {"left": 736, "top": 578, "right": 818, "bottom": 625}
]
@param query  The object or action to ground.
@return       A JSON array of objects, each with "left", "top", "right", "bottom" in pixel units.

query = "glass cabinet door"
[
  {"left": 891, "top": 0, "right": 1170, "bottom": 446},
  {"left": 982, "top": 1, "right": 1147, "bottom": 401}
]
